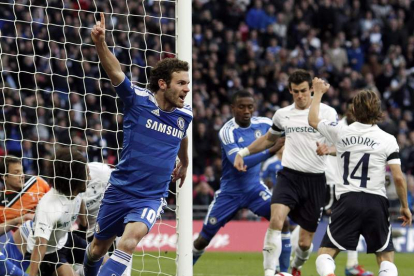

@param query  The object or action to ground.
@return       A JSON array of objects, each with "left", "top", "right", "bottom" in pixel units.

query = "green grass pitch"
[{"left": 131, "top": 251, "right": 414, "bottom": 276}]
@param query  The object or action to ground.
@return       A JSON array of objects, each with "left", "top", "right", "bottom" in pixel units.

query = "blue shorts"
[
  {"left": 95, "top": 184, "right": 166, "bottom": 240},
  {"left": 2, "top": 234, "right": 30, "bottom": 272},
  {"left": 200, "top": 184, "right": 271, "bottom": 241}
]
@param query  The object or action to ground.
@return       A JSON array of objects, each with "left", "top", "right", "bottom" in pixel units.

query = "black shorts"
[
  {"left": 271, "top": 167, "right": 326, "bottom": 232},
  {"left": 39, "top": 232, "right": 87, "bottom": 275},
  {"left": 324, "top": 183, "right": 336, "bottom": 212},
  {"left": 320, "top": 192, "right": 394, "bottom": 253}
]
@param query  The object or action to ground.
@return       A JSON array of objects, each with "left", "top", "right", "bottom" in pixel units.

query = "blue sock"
[
  {"left": 83, "top": 245, "right": 104, "bottom": 276},
  {"left": 279, "top": 232, "right": 291, "bottom": 272},
  {"left": 98, "top": 249, "right": 131, "bottom": 276},
  {"left": 193, "top": 247, "right": 205, "bottom": 265},
  {"left": 0, "top": 252, "right": 29, "bottom": 276}
]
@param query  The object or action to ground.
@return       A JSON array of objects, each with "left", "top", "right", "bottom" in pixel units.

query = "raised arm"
[
  {"left": 389, "top": 164, "right": 412, "bottom": 226},
  {"left": 308, "top": 77, "right": 330, "bottom": 129},
  {"left": 234, "top": 131, "right": 282, "bottom": 172},
  {"left": 91, "top": 12, "right": 124, "bottom": 86}
]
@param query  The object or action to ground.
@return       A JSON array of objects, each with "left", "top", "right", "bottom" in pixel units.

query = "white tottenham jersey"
[
  {"left": 325, "top": 117, "right": 348, "bottom": 184},
  {"left": 270, "top": 103, "right": 338, "bottom": 173},
  {"left": 318, "top": 121, "right": 400, "bottom": 198},
  {"left": 83, "top": 162, "right": 112, "bottom": 238},
  {"left": 27, "top": 188, "right": 82, "bottom": 254}
]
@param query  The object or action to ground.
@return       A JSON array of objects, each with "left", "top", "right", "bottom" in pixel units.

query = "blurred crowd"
[{"left": 0, "top": 0, "right": 413, "bottom": 214}]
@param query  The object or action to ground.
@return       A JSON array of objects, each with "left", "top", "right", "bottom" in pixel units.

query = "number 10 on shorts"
[{"left": 141, "top": 208, "right": 156, "bottom": 223}]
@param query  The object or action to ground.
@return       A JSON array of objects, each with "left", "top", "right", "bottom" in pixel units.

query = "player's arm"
[
  {"left": 78, "top": 200, "right": 87, "bottom": 228},
  {"left": 234, "top": 131, "right": 283, "bottom": 172},
  {"left": 308, "top": 77, "right": 330, "bottom": 129},
  {"left": 172, "top": 136, "right": 189, "bottom": 187},
  {"left": 91, "top": 12, "right": 124, "bottom": 86},
  {"left": 0, "top": 213, "right": 34, "bottom": 235},
  {"left": 28, "top": 237, "right": 47, "bottom": 276},
  {"left": 389, "top": 164, "right": 412, "bottom": 226},
  {"left": 316, "top": 143, "right": 337, "bottom": 156}
]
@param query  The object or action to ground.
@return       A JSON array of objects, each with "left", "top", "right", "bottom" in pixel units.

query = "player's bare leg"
[
  {"left": 376, "top": 251, "right": 397, "bottom": 276},
  {"left": 291, "top": 227, "right": 315, "bottom": 275},
  {"left": 263, "top": 203, "right": 290, "bottom": 276},
  {"left": 193, "top": 236, "right": 209, "bottom": 264},
  {"left": 85, "top": 222, "right": 148, "bottom": 276},
  {"left": 315, "top": 247, "right": 340, "bottom": 276},
  {"left": 84, "top": 235, "right": 117, "bottom": 276}
]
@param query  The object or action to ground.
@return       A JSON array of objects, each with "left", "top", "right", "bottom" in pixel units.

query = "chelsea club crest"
[
  {"left": 254, "top": 130, "right": 262, "bottom": 138},
  {"left": 177, "top": 117, "right": 185, "bottom": 130}
]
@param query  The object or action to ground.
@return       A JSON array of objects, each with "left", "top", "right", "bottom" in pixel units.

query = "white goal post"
[
  {"left": 0, "top": 0, "right": 193, "bottom": 275},
  {"left": 176, "top": 0, "right": 193, "bottom": 275}
]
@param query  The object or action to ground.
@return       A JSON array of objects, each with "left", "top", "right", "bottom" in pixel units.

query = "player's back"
[
  {"left": 109, "top": 76, "right": 192, "bottom": 198},
  {"left": 27, "top": 188, "right": 82, "bottom": 254},
  {"left": 334, "top": 122, "right": 399, "bottom": 198},
  {"left": 219, "top": 117, "right": 272, "bottom": 193}
]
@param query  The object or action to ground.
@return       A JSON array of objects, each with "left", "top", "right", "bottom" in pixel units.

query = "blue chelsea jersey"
[
  {"left": 218, "top": 117, "right": 272, "bottom": 193},
  {"left": 109, "top": 75, "right": 193, "bottom": 198}
]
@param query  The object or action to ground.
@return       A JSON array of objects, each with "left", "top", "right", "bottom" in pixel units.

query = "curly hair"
[
  {"left": 148, "top": 58, "right": 189, "bottom": 93},
  {"left": 352, "top": 90, "right": 383, "bottom": 124},
  {"left": 288, "top": 69, "right": 312, "bottom": 90},
  {"left": 49, "top": 148, "right": 87, "bottom": 196}
]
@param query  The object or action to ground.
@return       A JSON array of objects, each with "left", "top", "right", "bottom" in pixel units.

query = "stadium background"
[{"left": 0, "top": 0, "right": 414, "bottom": 275}]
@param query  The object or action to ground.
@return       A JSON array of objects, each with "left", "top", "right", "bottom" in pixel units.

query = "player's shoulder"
[
  {"left": 374, "top": 126, "right": 397, "bottom": 143},
  {"left": 320, "top": 102, "right": 337, "bottom": 114},
  {"left": 176, "top": 104, "right": 193, "bottom": 119},
  {"left": 251, "top": 116, "right": 272, "bottom": 126},
  {"left": 219, "top": 118, "right": 237, "bottom": 143},
  {"left": 88, "top": 162, "right": 112, "bottom": 174},
  {"left": 131, "top": 84, "right": 153, "bottom": 98},
  {"left": 274, "top": 104, "right": 295, "bottom": 117}
]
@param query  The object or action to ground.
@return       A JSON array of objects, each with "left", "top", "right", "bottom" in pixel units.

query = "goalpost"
[{"left": 0, "top": 0, "right": 192, "bottom": 275}]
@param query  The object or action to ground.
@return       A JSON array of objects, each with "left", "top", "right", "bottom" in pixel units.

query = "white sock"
[
  {"left": 263, "top": 228, "right": 282, "bottom": 276},
  {"left": 193, "top": 245, "right": 205, "bottom": 256},
  {"left": 346, "top": 250, "right": 358, "bottom": 268},
  {"left": 291, "top": 243, "right": 313, "bottom": 269},
  {"left": 379, "top": 261, "right": 398, "bottom": 276},
  {"left": 316, "top": 254, "right": 336, "bottom": 276},
  {"left": 290, "top": 226, "right": 300, "bottom": 254}
]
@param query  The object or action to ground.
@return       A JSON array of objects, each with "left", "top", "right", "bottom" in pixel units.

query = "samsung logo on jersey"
[
  {"left": 342, "top": 136, "right": 379, "bottom": 149},
  {"left": 146, "top": 119, "right": 184, "bottom": 138},
  {"left": 285, "top": 126, "right": 317, "bottom": 134}
]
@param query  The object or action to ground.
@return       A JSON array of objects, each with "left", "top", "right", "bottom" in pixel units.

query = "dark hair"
[
  {"left": 231, "top": 90, "right": 254, "bottom": 104},
  {"left": 49, "top": 148, "right": 87, "bottom": 196},
  {"left": 288, "top": 69, "right": 312, "bottom": 90},
  {"left": 352, "top": 90, "right": 383, "bottom": 124},
  {"left": 148, "top": 58, "right": 189, "bottom": 93},
  {"left": 0, "top": 156, "right": 21, "bottom": 176}
]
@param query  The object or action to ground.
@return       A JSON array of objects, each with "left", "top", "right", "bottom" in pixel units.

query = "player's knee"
[
  {"left": 269, "top": 215, "right": 284, "bottom": 230},
  {"left": 298, "top": 240, "right": 312, "bottom": 251},
  {"left": 89, "top": 242, "right": 107, "bottom": 260},
  {"left": 117, "top": 237, "right": 141, "bottom": 254},
  {"left": 194, "top": 236, "right": 209, "bottom": 250}
]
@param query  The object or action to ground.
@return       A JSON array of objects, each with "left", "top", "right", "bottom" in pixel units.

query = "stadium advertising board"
[{"left": 136, "top": 221, "right": 414, "bottom": 253}]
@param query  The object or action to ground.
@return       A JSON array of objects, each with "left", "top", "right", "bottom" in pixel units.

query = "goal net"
[{"left": 0, "top": 0, "right": 191, "bottom": 275}]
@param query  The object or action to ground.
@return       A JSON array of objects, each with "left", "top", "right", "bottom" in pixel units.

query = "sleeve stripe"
[
  {"left": 228, "top": 148, "right": 240, "bottom": 156},
  {"left": 386, "top": 152, "right": 400, "bottom": 161},
  {"left": 271, "top": 124, "right": 283, "bottom": 132},
  {"left": 219, "top": 125, "right": 235, "bottom": 145}
]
